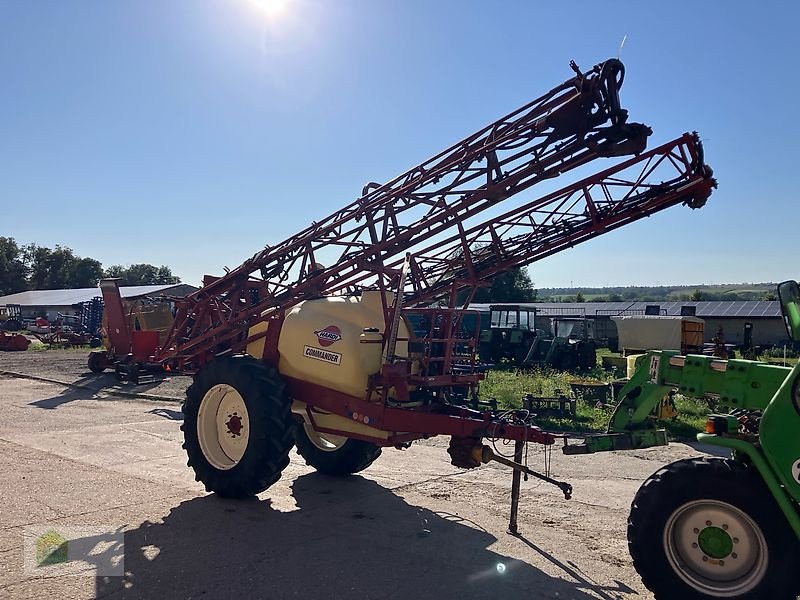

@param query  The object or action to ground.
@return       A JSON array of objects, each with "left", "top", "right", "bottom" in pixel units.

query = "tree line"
[
  {"left": 0, "top": 237, "right": 180, "bottom": 296},
  {"left": 538, "top": 284, "right": 778, "bottom": 303}
]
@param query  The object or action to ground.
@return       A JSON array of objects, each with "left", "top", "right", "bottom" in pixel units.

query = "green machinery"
[
  {"left": 563, "top": 281, "right": 800, "bottom": 598},
  {"left": 478, "top": 305, "right": 596, "bottom": 370},
  {"left": 478, "top": 304, "right": 537, "bottom": 364}
]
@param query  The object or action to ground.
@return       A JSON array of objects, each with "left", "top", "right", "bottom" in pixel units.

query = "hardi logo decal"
[
  {"left": 792, "top": 459, "right": 800, "bottom": 485},
  {"left": 314, "top": 325, "right": 342, "bottom": 347}
]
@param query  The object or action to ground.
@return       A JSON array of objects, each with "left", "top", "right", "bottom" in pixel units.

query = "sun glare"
[{"left": 249, "top": 0, "right": 292, "bottom": 19}]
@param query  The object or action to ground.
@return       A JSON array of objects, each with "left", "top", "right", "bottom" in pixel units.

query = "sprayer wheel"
[
  {"left": 294, "top": 422, "right": 381, "bottom": 476},
  {"left": 182, "top": 356, "right": 294, "bottom": 497}
]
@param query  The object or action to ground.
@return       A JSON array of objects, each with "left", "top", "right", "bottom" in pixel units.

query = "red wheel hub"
[{"left": 226, "top": 413, "right": 243, "bottom": 437}]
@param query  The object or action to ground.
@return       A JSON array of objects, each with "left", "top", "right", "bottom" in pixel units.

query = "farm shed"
[{"left": 0, "top": 284, "right": 198, "bottom": 322}]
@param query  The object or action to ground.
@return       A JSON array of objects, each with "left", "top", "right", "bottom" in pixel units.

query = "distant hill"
[{"left": 536, "top": 283, "right": 778, "bottom": 303}]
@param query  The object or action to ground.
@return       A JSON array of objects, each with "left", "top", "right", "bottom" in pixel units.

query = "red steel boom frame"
[
  {"left": 395, "top": 132, "right": 715, "bottom": 306},
  {"left": 287, "top": 132, "right": 715, "bottom": 451},
  {"left": 157, "top": 59, "right": 653, "bottom": 369}
]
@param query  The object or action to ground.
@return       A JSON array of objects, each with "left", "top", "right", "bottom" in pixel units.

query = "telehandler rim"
[
  {"left": 663, "top": 498, "right": 768, "bottom": 595},
  {"left": 197, "top": 384, "right": 250, "bottom": 470},
  {"left": 302, "top": 423, "right": 348, "bottom": 452}
]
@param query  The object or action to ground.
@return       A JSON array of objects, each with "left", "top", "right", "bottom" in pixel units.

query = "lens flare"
[{"left": 249, "top": 0, "right": 292, "bottom": 18}]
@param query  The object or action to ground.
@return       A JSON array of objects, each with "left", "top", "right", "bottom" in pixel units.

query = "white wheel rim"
[
  {"left": 663, "top": 499, "right": 768, "bottom": 596},
  {"left": 303, "top": 423, "right": 348, "bottom": 452},
  {"left": 197, "top": 384, "right": 250, "bottom": 470}
]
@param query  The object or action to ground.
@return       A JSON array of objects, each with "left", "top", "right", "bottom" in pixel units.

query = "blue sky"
[{"left": 1, "top": 1, "right": 797, "bottom": 288}]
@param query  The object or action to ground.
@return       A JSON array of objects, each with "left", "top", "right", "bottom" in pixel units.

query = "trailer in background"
[{"left": 611, "top": 315, "right": 704, "bottom": 356}]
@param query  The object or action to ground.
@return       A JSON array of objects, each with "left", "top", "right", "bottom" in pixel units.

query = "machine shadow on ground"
[
  {"left": 92, "top": 474, "right": 635, "bottom": 600},
  {"left": 27, "top": 373, "right": 173, "bottom": 410}
]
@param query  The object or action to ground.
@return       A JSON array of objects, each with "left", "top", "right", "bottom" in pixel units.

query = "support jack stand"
[{"left": 470, "top": 442, "right": 573, "bottom": 536}]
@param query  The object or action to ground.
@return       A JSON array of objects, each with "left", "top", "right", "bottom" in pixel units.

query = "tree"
[
  {"left": 22, "top": 244, "right": 51, "bottom": 290},
  {"left": 103, "top": 265, "right": 126, "bottom": 279},
  {"left": 608, "top": 293, "right": 623, "bottom": 302},
  {"left": 0, "top": 237, "right": 27, "bottom": 296},
  {"left": 20, "top": 244, "right": 105, "bottom": 289},
  {"left": 70, "top": 257, "right": 104, "bottom": 288},
  {"left": 575, "top": 292, "right": 586, "bottom": 303},
  {"left": 43, "top": 246, "right": 77, "bottom": 289},
  {"left": 155, "top": 265, "right": 180, "bottom": 285},
  {"left": 0, "top": 238, "right": 180, "bottom": 291},
  {"left": 470, "top": 267, "right": 537, "bottom": 303},
  {"left": 104, "top": 264, "right": 181, "bottom": 286},
  {"left": 689, "top": 289, "right": 708, "bottom": 301}
]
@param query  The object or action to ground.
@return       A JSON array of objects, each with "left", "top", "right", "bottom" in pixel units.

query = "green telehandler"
[{"left": 565, "top": 280, "right": 800, "bottom": 598}]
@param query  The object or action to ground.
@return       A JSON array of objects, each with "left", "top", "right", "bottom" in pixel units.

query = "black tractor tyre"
[
  {"left": 293, "top": 422, "right": 382, "bottom": 476},
  {"left": 628, "top": 457, "right": 800, "bottom": 599},
  {"left": 576, "top": 343, "right": 597, "bottom": 371},
  {"left": 514, "top": 342, "right": 533, "bottom": 367},
  {"left": 181, "top": 356, "right": 294, "bottom": 498},
  {"left": 3, "top": 318, "right": 22, "bottom": 332},
  {"left": 87, "top": 351, "right": 109, "bottom": 373}
]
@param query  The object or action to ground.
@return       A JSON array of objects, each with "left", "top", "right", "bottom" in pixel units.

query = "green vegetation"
[
  {"left": 0, "top": 236, "right": 180, "bottom": 295},
  {"left": 480, "top": 367, "right": 710, "bottom": 441},
  {"left": 538, "top": 282, "right": 778, "bottom": 303},
  {"left": 461, "top": 266, "right": 537, "bottom": 303}
]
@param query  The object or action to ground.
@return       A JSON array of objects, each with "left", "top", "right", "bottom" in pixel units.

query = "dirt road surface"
[{"left": 0, "top": 352, "right": 710, "bottom": 599}]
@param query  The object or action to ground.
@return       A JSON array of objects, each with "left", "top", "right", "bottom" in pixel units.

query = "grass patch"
[
  {"left": 758, "top": 356, "right": 799, "bottom": 366},
  {"left": 667, "top": 395, "right": 711, "bottom": 439},
  {"left": 26, "top": 343, "right": 89, "bottom": 352},
  {"left": 480, "top": 367, "right": 709, "bottom": 440}
]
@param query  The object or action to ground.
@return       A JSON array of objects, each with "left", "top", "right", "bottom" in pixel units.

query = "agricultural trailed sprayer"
[{"left": 90, "top": 59, "right": 800, "bottom": 599}]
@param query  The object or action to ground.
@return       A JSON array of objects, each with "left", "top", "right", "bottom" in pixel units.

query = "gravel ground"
[
  {"left": 0, "top": 350, "right": 732, "bottom": 598},
  {"left": 0, "top": 375, "right": 709, "bottom": 599}
]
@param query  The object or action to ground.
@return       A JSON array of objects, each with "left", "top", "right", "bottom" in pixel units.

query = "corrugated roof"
[
  {"left": 469, "top": 301, "right": 782, "bottom": 318},
  {"left": 0, "top": 284, "right": 193, "bottom": 307}
]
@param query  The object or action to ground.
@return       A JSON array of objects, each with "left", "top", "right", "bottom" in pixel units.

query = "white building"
[{"left": 0, "top": 284, "right": 198, "bottom": 321}]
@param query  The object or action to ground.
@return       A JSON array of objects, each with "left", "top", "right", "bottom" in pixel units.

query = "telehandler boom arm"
[{"left": 569, "top": 349, "right": 800, "bottom": 538}]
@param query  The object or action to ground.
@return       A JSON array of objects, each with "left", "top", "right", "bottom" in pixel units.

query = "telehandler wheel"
[
  {"left": 293, "top": 422, "right": 381, "bottom": 476},
  {"left": 181, "top": 356, "right": 294, "bottom": 498},
  {"left": 628, "top": 457, "right": 800, "bottom": 599}
]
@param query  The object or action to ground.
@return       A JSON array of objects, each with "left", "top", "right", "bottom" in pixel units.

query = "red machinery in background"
[
  {"left": 0, "top": 332, "right": 30, "bottom": 352},
  {"left": 88, "top": 279, "right": 177, "bottom": 382}
]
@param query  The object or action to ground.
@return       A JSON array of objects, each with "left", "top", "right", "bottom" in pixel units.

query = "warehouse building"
[
  {"left": 469, "top": 301, "right": 786, "bottom": 347},
  {"left": 0, "top": 283, "right": 198, "bottom": 322}
]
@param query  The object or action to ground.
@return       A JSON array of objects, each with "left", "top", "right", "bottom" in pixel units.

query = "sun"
[{"left": 249, "top": 0, "right": 293, "bottom": 18}]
